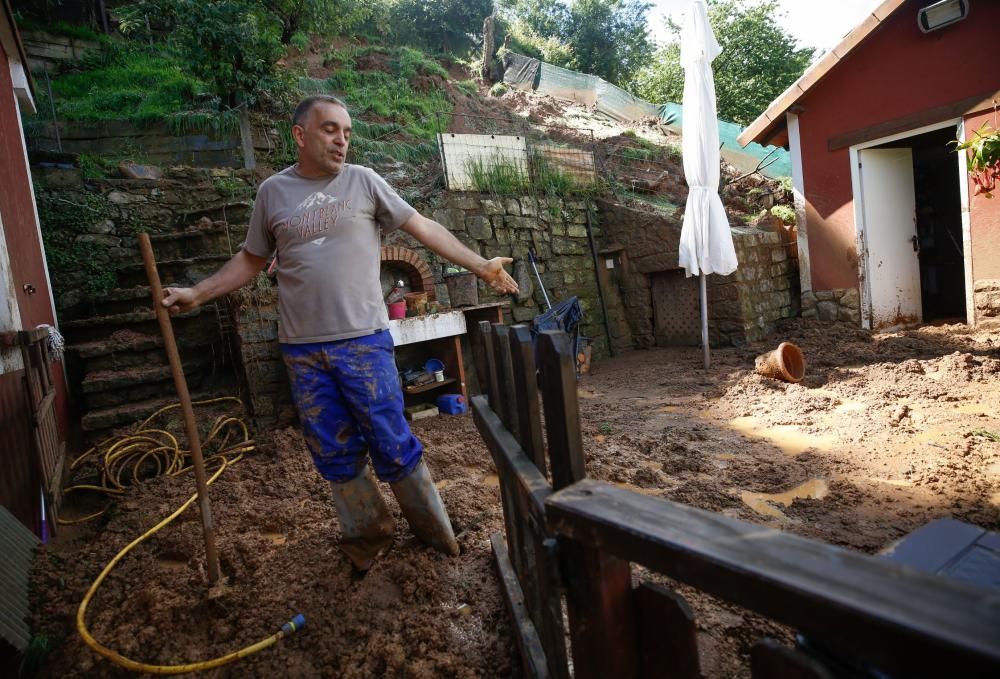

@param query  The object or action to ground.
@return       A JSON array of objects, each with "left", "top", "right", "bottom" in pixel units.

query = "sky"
[{"left": 646, "top": 0, "right": 884, "bottom": 51}]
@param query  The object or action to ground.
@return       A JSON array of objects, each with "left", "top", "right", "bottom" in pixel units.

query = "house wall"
[
  {"left": 0, "top": 34, "right": 65, "bottom": 532},
  {"left": 965, "top": 108, "right": 1000, "bottom": 323},
  {"left": 795, "top": 0, "right": 1000, "bottom": 300}
]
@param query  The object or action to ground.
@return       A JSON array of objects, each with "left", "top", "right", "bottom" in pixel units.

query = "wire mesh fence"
[{"left": 433, "top": 111, "right": 598, "bottom": 196}]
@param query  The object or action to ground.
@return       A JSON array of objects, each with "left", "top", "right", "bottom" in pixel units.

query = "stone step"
[
  {"left": 60, "top": 305, "right": 211, "bottom": 343},
  {"left": 80, "top": 356, "right": 222, "bottom": 410},
  {"left": 80, "top": 388, "right": 237, "bottom": 436},
  {"left": 115, "top": 254, "right": 233, "bottom": 289},
  {"left": 146, "top": 220, "right": 248, "bottom": 262},
  {"left": 68, "top": 329, "right": 222, "bottom": 373}
]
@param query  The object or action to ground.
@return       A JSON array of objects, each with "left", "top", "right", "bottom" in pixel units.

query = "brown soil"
[{"left": 32, "top": 320, "right": 1000, "bottom": 676}]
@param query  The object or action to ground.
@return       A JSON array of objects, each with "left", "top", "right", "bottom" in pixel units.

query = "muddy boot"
[
  {"left": 330, "top": 466, "right": 395, "bottom": 572},
  {"left": 389, "top": 461, "right": 460, "bottom": 557}
]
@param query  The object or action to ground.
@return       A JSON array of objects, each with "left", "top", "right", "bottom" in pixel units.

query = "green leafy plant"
[
  {"left": 489, "top": 82, "right": 509, "bottom": 97},
  {"left": 455, "top": 79, "right": 478, "bottom": 96},
  {"left": 953, "top": 123, "right": 1000, "bottom": 198},
  {"left": 770, "top": 204, "right": 796, "bottom": 225},
  {"left": 465, "top": 153, "right": 530, "bottom": 195}
]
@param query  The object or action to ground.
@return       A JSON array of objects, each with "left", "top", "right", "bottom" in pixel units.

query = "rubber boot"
[
  {"left": 329, "top": 466, "right": 395, "bottom": 572},
  {"left": 389, "top": 461, "right": 460, "bottom": 557}
]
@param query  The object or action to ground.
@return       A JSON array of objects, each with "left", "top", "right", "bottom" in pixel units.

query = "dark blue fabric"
[{"left": 281, "top": 330, "right": 423, "bottom": 483}]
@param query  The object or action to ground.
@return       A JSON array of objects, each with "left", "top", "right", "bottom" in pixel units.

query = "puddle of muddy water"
[
  {"left": 613, "top": 482, "right": 664, "bottom": 497},
  {"left": 991, "top": 492, "right": 1000, "bottom": 507},
  {"left": 158, "top": 558, "right": 189, "bottom": 571},
  {"left": 261, "top": 532, "right": 287, "bottom": 546},
  {"left": 740, "top": 479, "right": 829, "bottom": 521},
  {"left": 483, "top": 474, "right": 500, "bottom": 488},
  {"left": 727, "top": 416, "right": 836, "bottom": 455}
]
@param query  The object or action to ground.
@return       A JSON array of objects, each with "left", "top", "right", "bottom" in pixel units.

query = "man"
[{"left": 163, "top": 94, "right": 518, "bottom": 571}]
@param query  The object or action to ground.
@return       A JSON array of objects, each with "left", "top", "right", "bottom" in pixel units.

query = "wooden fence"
[
  {"left": 472, "top": 323, "right": 1000, "bottom": 679},
  {"left": 1, "top": 328, "right": 65, "bottom": 532}
]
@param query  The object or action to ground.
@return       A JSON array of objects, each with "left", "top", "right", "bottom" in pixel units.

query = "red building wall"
[
  {"left": 795, "top": 0, "right": 1000, "bottom": 291},
  {"left": 965, "top": 108, "right": 1000, "bottom": 281},
  {"left": 0, "top": 36, "right": 68, "bottom": 533}
]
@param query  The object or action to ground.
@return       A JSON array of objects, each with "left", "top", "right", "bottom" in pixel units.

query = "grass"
[
  {"left": 465, "top": 150, "right": 594, "bottom": 199},
  {"left": 456, "top": 80, "right": 478, "bottom": 96},
  {"left": 295, "top": 47, "right": 457, "bottom": 165},
  {"left": 466, "top": 153, "right": 530, "bottom": 195}
]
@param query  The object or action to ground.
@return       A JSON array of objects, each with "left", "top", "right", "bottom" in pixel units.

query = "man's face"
[{"left": 293, "top": 102, "right": 352, "bottom": 177}]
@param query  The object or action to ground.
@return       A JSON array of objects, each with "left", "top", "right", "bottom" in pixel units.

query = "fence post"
[{"left": 537, "top": 330, "right": 638, "bottom": 679}]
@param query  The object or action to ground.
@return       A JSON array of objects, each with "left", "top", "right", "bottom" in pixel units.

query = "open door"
[{"left": 858, "top": 147, "right": 921, "bottom": 329}]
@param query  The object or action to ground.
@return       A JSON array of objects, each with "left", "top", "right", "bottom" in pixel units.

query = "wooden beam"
[
  {"left": 536, "top": 331, "right": 585, "bottom": 491},
  {"left": 509, "top": 324, "right": 546, "bottom": 475},
  {"left": 492, "top": 324, "right": 520, "bottom": 435},
  {"left": 471, "top": 395, "right": 551, "bottom": 526},
  {"left": 546, "top": 480, "right": 1000, "bottom": 678},
  {"left": 477, "top": 321, "right": 502, "bottom": 415},
  {"left": 828, "top": 89, "right": 1000, "bottom": 151},
  {"left": 751, "top": 639, "right": 834, "bottom": 679},
  {"left": 492, "top": 533, "right": 551, "bottom": 679},
  {"left": 636, "top": 581, "right": 700, "bottom": 679}
]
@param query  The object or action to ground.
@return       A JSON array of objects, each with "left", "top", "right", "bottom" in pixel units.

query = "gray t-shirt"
[{"left": 243, "top": 164, "right": 416, "bottom": 343}]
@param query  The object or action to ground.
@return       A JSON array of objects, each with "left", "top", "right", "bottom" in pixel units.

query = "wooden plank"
[
  {"left": 546, "top": 480, "right": 1000, "bottom": 678},
  {"left": 558, "top": 539, "right": 638, "bottom": 679},
  {"left": 471, "top": 394, "right": 570, "bottom": 679},
  {"left": 509, "top": 324, "right": 546, "bottom": 475},
  {"left": 635, "top": 581, "right": 700, "bottom": 679},
  {"left": 492, "top": 324, "right": 520, "bottom": 435},
  {"left": 478, "top": 321, "right": 503, "bottom": 418},
  {"left": 536, "top": 331, "right": 585, "bottom": 491},
  {"left": 492, "top": 533, "right": 551, "bottom": 679},
  {"left": 471, "top": 395, "right": 551, "bottom": 525},
  {"left": 828, "top": 88, "right": 1000, "bottom": 151},
  {"left": 32, "top": 389, "right": 55, "bottom": 425},
  {"left": 751, "top": 639, "right": 834, "bottom": 679}
]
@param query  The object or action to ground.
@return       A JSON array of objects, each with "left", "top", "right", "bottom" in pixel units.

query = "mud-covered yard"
[{"left": 31, "top": 320, "right": 1000, "bottom": 677}]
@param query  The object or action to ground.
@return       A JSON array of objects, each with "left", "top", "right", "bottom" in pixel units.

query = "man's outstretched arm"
[
  {"left": 400, "top": 213, "right": 518, "bottom": 294},
  {"left": 161, "top": 249, "right": 268, "bottom": 315}
]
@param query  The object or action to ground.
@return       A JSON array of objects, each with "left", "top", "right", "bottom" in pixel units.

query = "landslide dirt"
[{"left": 31, "top": 320, "right": 1000, "bottom": 677}]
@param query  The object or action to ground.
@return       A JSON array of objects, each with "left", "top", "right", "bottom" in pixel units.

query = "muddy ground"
[{"left": 30, "top": 320, "right": 1000, "bottom": 677}]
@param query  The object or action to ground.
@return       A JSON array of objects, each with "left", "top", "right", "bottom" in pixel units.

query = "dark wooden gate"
[
  {"left": 473, "top": 323, "right": 1000, "bottom": 679},
  {"left": 1, "top": 328, "right": 65, "bottom": 530}
]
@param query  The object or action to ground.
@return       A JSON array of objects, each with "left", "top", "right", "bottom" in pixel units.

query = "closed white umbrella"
[{"left": 678, "top": 0, "right": 737, "bottom": 368}]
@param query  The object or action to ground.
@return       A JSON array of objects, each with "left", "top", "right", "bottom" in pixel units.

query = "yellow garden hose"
[{"left": 66, "top": 398, "right": 306, "bottom": 673}]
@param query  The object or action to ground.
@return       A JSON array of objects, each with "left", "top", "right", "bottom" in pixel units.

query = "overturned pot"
[{"left": 755, "top": 341, "right": 806, "bottom": 383}]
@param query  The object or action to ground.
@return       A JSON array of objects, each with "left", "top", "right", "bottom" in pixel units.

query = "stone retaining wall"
[
  {"left": 801, "top": 288, "right": 861, "bottom": 324},
  {"left": 400, "top": 192, "right": 631, "bottom": 357},
  {"left": 974, "top": 279, "right": 1000, "bottom": 325},
  {"left": 598, "top": 199, "right": 800, "bottom": 347}
]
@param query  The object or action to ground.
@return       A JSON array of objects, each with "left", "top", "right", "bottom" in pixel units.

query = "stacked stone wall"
[
  {"left": 974, "top": 280, "right": 1000, "bottom": 325},
  {"left": 399, "top": 192, "right": 632, "bottom": 357},
  {"left": 598, "top": 199, "right": 800, "bottom": 347},
  {"left": 801, "top": 289, "right": 861, "bottom": 324}
]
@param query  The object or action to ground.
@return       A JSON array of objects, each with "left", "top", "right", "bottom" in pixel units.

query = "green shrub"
[
  {"left": 770, "top": 204, "right": 796, "bottom": 224},
  {"left": 489, "top": 82, "right": 509, "bottom": 97},
  {"left": 289, "top": 31, "right": 310, "bottom": 51},
  {"left": 466, "top": 154, "right": 530, "bottom": 195},
  {"left": 456, "top": 80, "right": 478, "bottom": 96}
]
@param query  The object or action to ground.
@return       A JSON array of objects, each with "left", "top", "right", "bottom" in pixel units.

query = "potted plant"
[{"left": 954, "top": 122, "right": 1000, "bottom": 198}]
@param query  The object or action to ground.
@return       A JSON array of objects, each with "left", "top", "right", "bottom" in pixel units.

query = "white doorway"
[{"left": 850, "top": 119, "right": 969, "bottom": 330}]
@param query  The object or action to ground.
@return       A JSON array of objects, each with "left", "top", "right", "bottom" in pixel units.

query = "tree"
[
  {"left": 631, "top": 0, "right": 814, "bottom": 126},
  {"left": 564, "top": 0, "right": 652, "bottom": 86},
  {"left": 119, "top": 0, "right": 285, "bottom": 106},
  {"left": 390, "top": 0, "right": 495, "bottom": 53},
  {"left": 500, "top": 0, "right": 653, "bottom": 87},
  {"left": 259, "top": 0, "right": 378, "bottom": 44}
]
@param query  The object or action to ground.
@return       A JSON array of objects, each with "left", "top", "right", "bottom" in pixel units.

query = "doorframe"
[{"left": 849, "top": 117, "right": 968, "bottom": 329}]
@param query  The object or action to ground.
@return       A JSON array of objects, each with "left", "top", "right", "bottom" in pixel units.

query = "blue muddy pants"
[{"left": 280, "top": 329, "right": 423, "bottom": 483}]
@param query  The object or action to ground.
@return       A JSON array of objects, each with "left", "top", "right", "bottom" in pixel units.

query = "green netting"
[
  {"left": 501, "top": 52, "right": 790, "bottom": 178},
  {"left": 658, "top": 103, "right": 790, "bottom": 178}
]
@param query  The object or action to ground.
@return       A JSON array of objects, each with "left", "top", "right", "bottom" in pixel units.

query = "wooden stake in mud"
[{"left": 138, "top": 233, "right": 221, "bottom": 584}]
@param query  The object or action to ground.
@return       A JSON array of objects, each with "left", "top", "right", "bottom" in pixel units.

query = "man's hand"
[
  {"left": 162, "top": 287, "right": 199, "bottom": 315},
  {"left": 476, "top": 257, "right": 518, "bottom": 294}
]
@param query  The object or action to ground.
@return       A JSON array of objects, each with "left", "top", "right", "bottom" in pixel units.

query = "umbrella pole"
[{"left": 700, "top": 273, "right": 710, "bottom": 369}]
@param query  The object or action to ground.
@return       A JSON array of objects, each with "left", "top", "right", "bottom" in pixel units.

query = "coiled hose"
[{"left": 64, "top": 397, "right": 305, "bottom": 674}]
